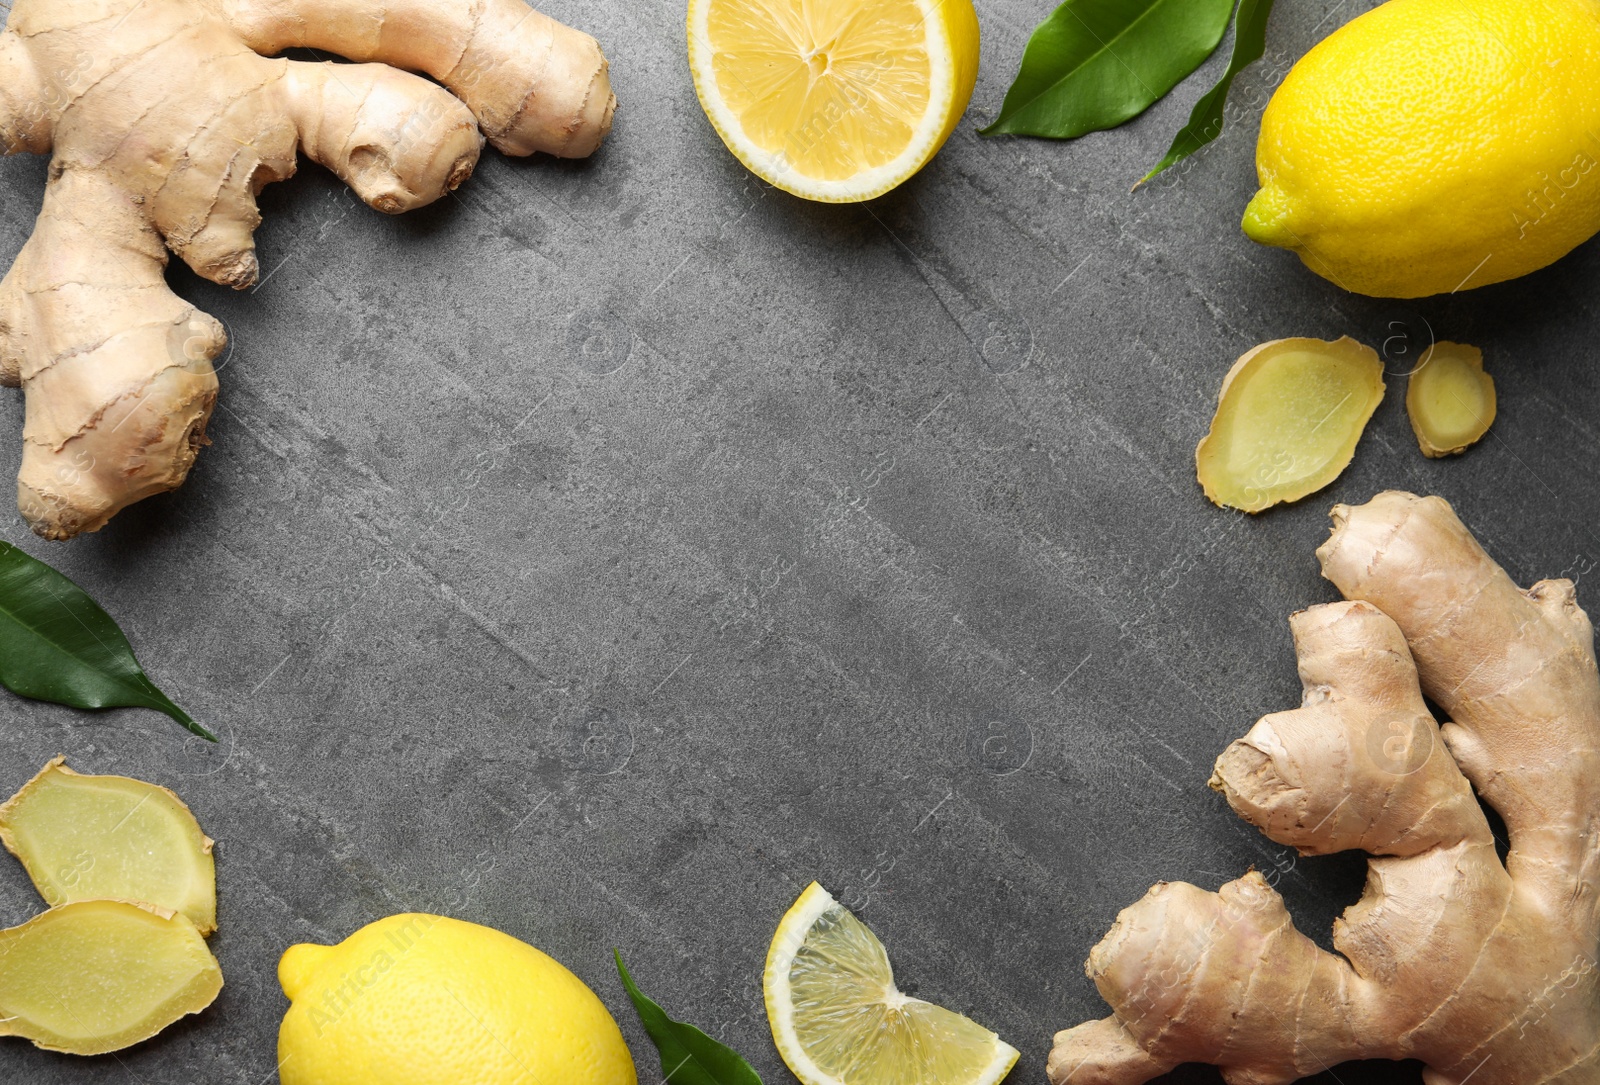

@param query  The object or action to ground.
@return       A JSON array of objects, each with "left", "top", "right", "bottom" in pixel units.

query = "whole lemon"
[
  {"left": 277, "top": 914, "right": 637, "bottom": 1085},
  {"left": 1242, "top": 0, "right": 1600, "bottom": 298}
]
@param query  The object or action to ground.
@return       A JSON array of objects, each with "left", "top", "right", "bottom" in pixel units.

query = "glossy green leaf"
[
  {"left": 1141, "top": 0, "right": 1278, "bottom": 183},
  {"left": 0, "top": 542, "right": 211, "bottom": 740},
  {"left": 614, "top": 950, "right": 762, "bottom": 1085},
  {"left": 982, "top": 0, "right": 1236, "bottom": 139}
]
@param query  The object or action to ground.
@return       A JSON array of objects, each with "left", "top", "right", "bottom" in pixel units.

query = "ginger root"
[
  {"left": 0, "top": 0, "right": 615, "bottom": 539},
  {"left": 1050, "top": 491, "right": 1600, "bottom": 1085}
]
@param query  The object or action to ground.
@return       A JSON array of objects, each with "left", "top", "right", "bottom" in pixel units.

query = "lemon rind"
[
  {"left": 686, "top": 0, "right": 959, "bottom": 203},
  {"left": 763, "top": 881, "right": 1020, "bottom": 1085},
  {"left": 764, "top": 882, "right": 838, "bottom": 1085}
]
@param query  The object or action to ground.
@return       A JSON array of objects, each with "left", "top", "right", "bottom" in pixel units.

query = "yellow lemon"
[
  {"left": 687, "top": 0, "right": 980, "bottom": 202},
  {"left": 1243, "top": 0, "right": 1600, "bottom": 298},
  {"left": 764, "top": 883, "right": 1019, "bottom": 1085},
  {"left": 277, "top": 914, "right": 636, "bottom": 1085}
]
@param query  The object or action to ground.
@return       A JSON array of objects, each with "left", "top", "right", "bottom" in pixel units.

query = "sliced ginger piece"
[
  {"left": 1196, "top": 337, "right": 1385, "bottom": 513},
  {"left": 0, "top": 899, "right": 222, "bottom": 1055},
  {"left": 0, "top": 757, "right": 216, "bottom": 933},
  {"left": 1406, "top": 342, "right": 1496, "bottom": 457}
]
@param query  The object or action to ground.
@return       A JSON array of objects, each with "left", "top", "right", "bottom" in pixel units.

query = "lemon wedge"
[
  {"left": 687, "top": 0, "right": 980, "bottom": 202},
  {"left": 765, "top": 882, "right": 1020, "bottom": 1085}
]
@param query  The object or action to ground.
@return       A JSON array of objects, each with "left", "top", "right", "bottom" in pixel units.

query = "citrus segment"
[{"left": 765, "top": 882, "right": 1019, "bottom": 1085}]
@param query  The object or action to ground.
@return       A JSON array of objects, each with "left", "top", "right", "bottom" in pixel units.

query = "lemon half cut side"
[
  {"left": 688, "top": 0, "right": 980, "bottom": 203},
  {"left": 764, "top": 882, "right": 1020, "bottom": 1085}
]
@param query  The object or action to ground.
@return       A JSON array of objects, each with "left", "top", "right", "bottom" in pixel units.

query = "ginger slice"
[
  {"left": 1196, "top": 337, "right": 1385, "bottom": 512},
  {"left": 0, "top": 900, "right": 221, "bottom": 1055},
  {"left": 1406, "top": 342, "right": 1496, "bottom": 457},
  {"left": 0, "top": 757, "right": 216, "bottom": 933}
]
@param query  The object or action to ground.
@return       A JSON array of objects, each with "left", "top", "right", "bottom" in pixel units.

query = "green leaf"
[
  {"left": 982, "top": 0, "right": 1236, "bottom": 139},
  {"left": 1140, "top": 0, "right": 1278, "bottom": 183},
  {"left": 614, "top": 950, "right": 762, "bottom": 1085},
  {"left": 0, "top": 542, "right": 212, "bottom": 740}
]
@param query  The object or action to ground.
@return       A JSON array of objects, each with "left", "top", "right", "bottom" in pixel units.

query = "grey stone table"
[{"left": 1, "top": 0, "right": 1593, "bottom": 1082}]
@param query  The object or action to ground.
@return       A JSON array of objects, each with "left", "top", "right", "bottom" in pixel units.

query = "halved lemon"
[
  {"left": 687, "top": 0, "right": 980, "bottom": 202},
  {"left": 764, "top": 882, "right": 1020, "bottom": 1085}
]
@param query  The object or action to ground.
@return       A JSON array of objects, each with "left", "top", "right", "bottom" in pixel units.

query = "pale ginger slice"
[
  {"left": 0, "top": 0, "right": 615, "bottom": 539},
  {"left": 0, "top": 899, "right": 222, "bottom": 1055},
  {"left": 1196, "top": 337, "right": 1385, "bottom": 513},
  {"left": 1406, "top": 342, "right": 1496, "bottom": 457},
  {"left": 1049, "top": 491, "right": 1600, "bottom": 1085},
  {"left": 0, "top": 757, "right": 216, "bottom": 933}
]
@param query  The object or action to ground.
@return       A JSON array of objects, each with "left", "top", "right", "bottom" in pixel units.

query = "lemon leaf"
[
  {"left": 1140, "top": 0, "right": 1277, "bottom": 183},
  {"left": 0, "top": 542, "right": 211, "bottom": 740},
  {"left": 982, "top": 0, "right": 1235, "bottom": 139},
  {"left": 614, "top": 950, "right": 763, "bottom": 1085}
]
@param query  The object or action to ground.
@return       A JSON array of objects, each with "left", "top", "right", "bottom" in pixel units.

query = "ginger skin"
[
  {"left": 1050, "top": 491, "right": 1600, "bottom": 1085},
  {"left": 0, "top": 0, "right": 615, "bottom": 539}
]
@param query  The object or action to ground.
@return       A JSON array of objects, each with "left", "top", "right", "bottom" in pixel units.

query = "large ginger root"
[
  {"left": 0, "top": 0, "right": 615, "bottom": 539},
  {"left": 1050, "top": 491, "right": 1600, "bottom": 1085}
]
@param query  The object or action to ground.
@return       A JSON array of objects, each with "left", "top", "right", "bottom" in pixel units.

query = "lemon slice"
[
  {"left": 687, "top": 0, "right": 980, "bottom": 202},
  {"left": 765, "top": 882, "right": 1020, "bottom": 1085}
]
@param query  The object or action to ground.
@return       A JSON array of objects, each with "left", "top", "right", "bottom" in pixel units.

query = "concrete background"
[{"left": 1, "top": 0, "right": 1596, "bottom": 1082}]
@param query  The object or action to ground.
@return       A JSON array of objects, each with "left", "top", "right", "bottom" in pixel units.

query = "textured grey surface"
[{"left": 1, "top": 0, "right": 1597, "bottom": 1083}]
